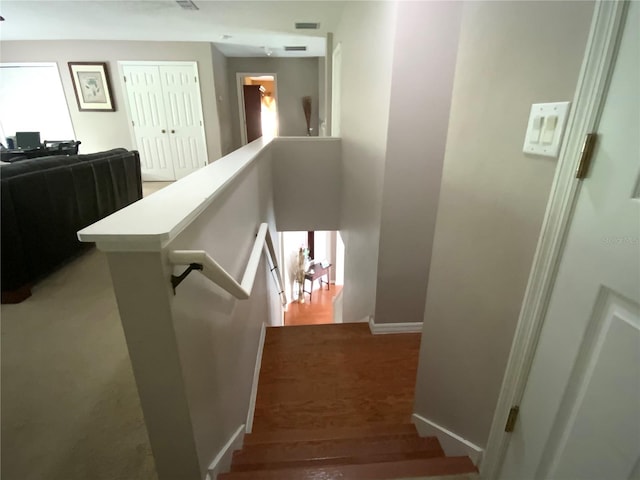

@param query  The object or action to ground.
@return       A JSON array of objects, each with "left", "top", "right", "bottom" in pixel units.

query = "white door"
[
  {"left": 499, "top": 5, "right": 640, "bottom": 479},
  {"left": 159, "top": 65, "right": 208, "bottom": 179},
  {"left": 122, "top": 65, "right": 175, "bottom": 181}
]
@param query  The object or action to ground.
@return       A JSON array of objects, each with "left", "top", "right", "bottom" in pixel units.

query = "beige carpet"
[{"left": 0, "top": 182, "right": 172, "bottom": 480}]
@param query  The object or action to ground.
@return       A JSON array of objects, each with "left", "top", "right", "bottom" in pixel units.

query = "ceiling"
[{"left": 0, "top": 1, "right": 345, "bottom": 57}]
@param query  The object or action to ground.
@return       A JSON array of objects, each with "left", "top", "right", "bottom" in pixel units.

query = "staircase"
[
  {"left": 219, "top": 424, "right": 476, "bottom": 479},
  {"left": 220, "top": 323, "right": 477, "bottom": 479}
]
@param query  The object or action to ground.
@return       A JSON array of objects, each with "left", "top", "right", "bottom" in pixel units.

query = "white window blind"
[{"left": 0, "top": 63, "right": 75, "bottom": 144}]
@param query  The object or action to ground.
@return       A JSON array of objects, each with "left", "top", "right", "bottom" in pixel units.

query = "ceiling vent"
[
  {"left": 284, "top": 46, "right": 307, "bottom": 52},
  {"left": 295, "top": 22, "right": 320, "bottom": 30},
  {"left": 176, "top": 0, "right": 199, "bottom": 10}
]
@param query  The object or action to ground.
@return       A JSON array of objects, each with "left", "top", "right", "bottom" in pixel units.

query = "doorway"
[
  {"left": 237, "top": 73, "right": 278, "bottom": 145},
  {"left": 280, "top": 230, "right": 345, "bottom": 326}
]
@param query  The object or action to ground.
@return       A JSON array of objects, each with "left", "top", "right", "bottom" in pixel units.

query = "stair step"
[
  {"left": 218, "top": 456, "right": 477, "bottom": 479},
  {"left": 231, "top": 434, "right": 444, "bottom": 471},
  {"left": 230, "top": 449, "right": 443, "bottom": 473},
  {"left": 245, "top": 423, "right": 418, "bottom": 446}
]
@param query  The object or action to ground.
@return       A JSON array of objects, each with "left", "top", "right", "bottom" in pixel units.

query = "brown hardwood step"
[
  {"left": 231, "top": 435, "right": 444, "bottom": 471},
  {"left": 244, "top": 424, "right": 419, "bottom": 445},
  {"left": 218, "top": 456, "right": 477, "bottom": 479},
  {"left": 231, "top": 448, "right": 444, "bottom": 473}
]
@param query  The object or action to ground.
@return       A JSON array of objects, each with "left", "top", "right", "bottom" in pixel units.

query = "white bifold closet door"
[{"left": 122, "top": 62, "right": 208, "bottom": 181}]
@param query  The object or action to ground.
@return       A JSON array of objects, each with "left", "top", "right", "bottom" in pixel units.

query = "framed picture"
[{"left": 68, "top": 62, "right": 115, "bottom": 111}]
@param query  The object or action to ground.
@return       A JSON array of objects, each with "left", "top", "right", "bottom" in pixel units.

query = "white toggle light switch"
[
  {"left": 523, "top": 102, "right": 570, "bottom": 158},
  {"left": 541, "top": 115, "right": 558, "bottom": 144},
  {"left": 531, "top": 116, "right": 543, "bottom": 144}
]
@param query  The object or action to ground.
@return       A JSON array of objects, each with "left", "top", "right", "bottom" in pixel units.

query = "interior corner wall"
[
  {"left": 324, "top": 33, "right": 333, "bottom": 136},
  {"left": 334, "top": 1, "right": 397, "bottom": 323},
  {"left": 211, "top": 44, "right": 234, "bottom": 156},
  {"left": 226, "top": 57, "right": 320, "bottom": 150},
  {"left": 374, "top": 1, "right": 462, "bottom": 325},
  {"left": 318, "top": 56, "right": 326, "bottom": 135},
  {"left": 413, "top": 0, "right": 595, "bottom": 447},
  {"left": 0, "top": 40, "right": 223, "bottom": 162}
]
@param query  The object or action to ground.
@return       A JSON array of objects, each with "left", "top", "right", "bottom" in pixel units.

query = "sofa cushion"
[
  {"left": 1, "top": 149, "right": 142, "bottom": 295},
  {"left": 0, "top": 148, "right": 130, "bottom": 179}
]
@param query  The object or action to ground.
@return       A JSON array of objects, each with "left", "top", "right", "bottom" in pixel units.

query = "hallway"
[{"left": 284, "top": 284, "right": 342, "bottom": 326}]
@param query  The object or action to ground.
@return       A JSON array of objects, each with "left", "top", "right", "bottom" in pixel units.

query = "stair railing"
[{"left": 168, "top": 223, "right": 287, "bottom": 306}]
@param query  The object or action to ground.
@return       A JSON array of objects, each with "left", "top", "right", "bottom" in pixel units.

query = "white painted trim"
[
  {"left": 368, "top": 316, "right": 422, "bottom": 335},
  {"left": 78, "top": 136, "right": 272, "bottom": 250},
  {"left": 272, "top": 136, "right": 340, "bottom": 142},
  {"left": 236, "top": 72, "right": 279, "bottom": 146},
  {"left": 412, "top": 413, "right": 483, "bottom": 466},
  {"left": 246, "top": 322, "right": 267, "bottom": 433},
  {"left": 207, "top": 424, "right": 245, "bottom": 479},
  {"left": 481, "top": 2, "right": 629, "bottom": 478}
]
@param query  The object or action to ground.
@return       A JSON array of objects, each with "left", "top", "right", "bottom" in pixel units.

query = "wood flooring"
[
  {"left": 219, "top": 323, "right": 477, "bottom": 478},
  {"left": 284, "top": 284, "right": 342, "bottom": 326},
  {"left": 252, "top": 323, "right": 421, "bottom": 432}
]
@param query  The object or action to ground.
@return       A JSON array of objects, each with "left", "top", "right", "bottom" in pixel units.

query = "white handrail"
[{"left": 168, "top": 223, "right": 287, "bottom": 306}]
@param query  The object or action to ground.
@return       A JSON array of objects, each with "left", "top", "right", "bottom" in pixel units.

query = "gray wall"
[
  {"left": 211, "top": 44, "right": 234, "bottom": 156},
  {"left": 374, "top": 1, "right": 462, "bottom": 325},
  {"left": 271, "top": 137, "right": 341, "bottom": 231},
  {"left": 334, "top": 1, "right": 397, "bottom": 323},
  {"left": 414, "top": 0, "right": 594, "bottom": 447},
  {"left": 226, "top": 57, "right": 319, "bottom": 150},
  {"left": 1, "top": 40, "right": 223, "bottom": 161}
]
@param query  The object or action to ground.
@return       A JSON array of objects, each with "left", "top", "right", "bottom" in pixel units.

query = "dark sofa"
[{"left": 1, "top": 149, "right": 142, "bottom": 303}]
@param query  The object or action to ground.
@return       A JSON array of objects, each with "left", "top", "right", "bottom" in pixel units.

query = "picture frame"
[{"left": 68, "top": 62, "right": 115, "bottom": 111}]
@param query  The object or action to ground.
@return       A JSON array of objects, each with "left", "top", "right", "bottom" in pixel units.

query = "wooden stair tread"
[
  {"left": 231, "top": 449, "right": 445, "bottom": 472},
  {"left": 219, "top": 456, "right": 477, "bottom": 479},
  {"left": 245, "top": 424, "right": 418, "bottom": 445},
  {"left": 232, "top": 435, "right": 444, "bottom": 471}
]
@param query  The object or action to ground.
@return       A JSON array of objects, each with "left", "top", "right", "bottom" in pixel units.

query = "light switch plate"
[{"left": 523, "top": 102, "right": 570, "bottom": 158}]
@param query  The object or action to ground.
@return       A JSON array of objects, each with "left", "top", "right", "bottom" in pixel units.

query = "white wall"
[
  {"left": 1, "top": 40, "right": 223, "bottom": 160},
  {"left": 374, "top": 1, "right": 463, "bottom": 325},
  {"left": 334, "top": 0, "right": 397, "bottom": 324},
  {"left": 167, "top": 157, "right": 276, "bottom": 476},
  {"left": 226, "top": 57, "right": 320, "bottom": 149},
  {"left": 414, "top": 0, "right": 595, "bottom": 448},
  {"left": 271, "top": 137, "right": 342, "bottom": 232},
  {"left": 211, "top": 44, "right": 234, "bottom": 156}
]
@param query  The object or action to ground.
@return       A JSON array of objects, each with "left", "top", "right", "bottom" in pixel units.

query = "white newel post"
[{"left": 106, "top": 250, "right": 203, "bottom": 480}]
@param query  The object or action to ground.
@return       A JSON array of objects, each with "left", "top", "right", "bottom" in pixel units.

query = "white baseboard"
[
  {"left": 412, "top": 413, "right": 483, "bottom": 466},
  {"left": 369, "top": 316, "right": 423, "bottom": 334},
  {"left": 207, "top": 424, "right": 245, "bottom": 479},
  {"left": 246, "top": 322, "right": 267, "bottom": 433}
]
